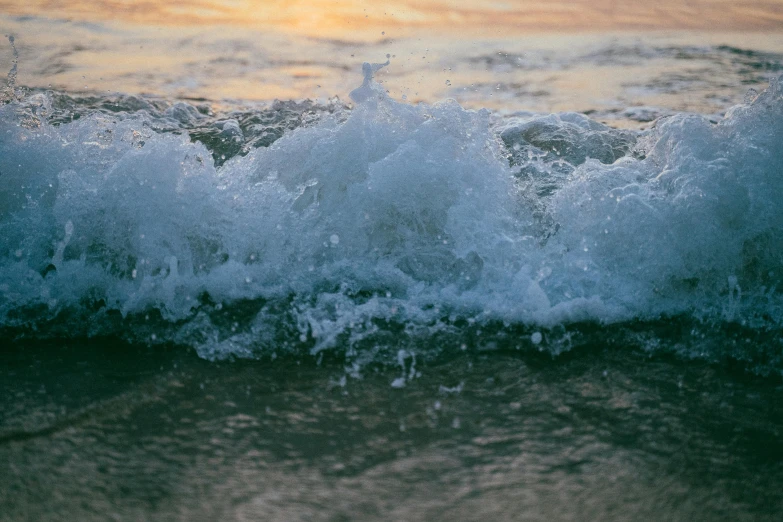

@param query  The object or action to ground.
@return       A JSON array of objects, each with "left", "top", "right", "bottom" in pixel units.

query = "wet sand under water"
[{"left": 2, "top": 338, "right": 782, "bottom": 521}]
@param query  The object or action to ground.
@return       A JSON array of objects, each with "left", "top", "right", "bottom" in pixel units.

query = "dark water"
[{"left": 2, "top": 337, "right": 783, "bottom": 521}]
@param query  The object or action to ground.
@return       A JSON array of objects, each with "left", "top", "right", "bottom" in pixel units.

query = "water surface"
[{"left": 2, "top": 1, "right": 783, "bottom": 520}]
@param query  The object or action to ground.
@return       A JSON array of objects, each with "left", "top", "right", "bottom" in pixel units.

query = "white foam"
[{"left": 1, "top": 69, "right": 782, "bottom": 358}]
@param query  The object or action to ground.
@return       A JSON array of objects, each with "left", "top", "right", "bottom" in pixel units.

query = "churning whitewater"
[{"left": 1, "top": 60, "right": 782, "bottom": 363}]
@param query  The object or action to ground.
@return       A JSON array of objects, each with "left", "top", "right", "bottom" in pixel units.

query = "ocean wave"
[{"left": 1, "top": 61, "right": 782, "bottom": 367}]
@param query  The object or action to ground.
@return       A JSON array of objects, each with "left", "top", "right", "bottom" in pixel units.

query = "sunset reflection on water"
[
  {"left": 3, "top": 0, "right": 783, "bottom": 37},
  {"left": 1, "top": 0, "right": 783, "bottom": 119}
]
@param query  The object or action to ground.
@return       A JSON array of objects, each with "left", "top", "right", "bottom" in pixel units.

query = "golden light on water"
[
  {"left": 2, "top": 0, "right": 783, "bottom": 39},
  {"left": 2, "top": 0, "right": 783, "bottom": 112}
]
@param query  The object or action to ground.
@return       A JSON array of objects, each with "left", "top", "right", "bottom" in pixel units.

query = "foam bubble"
[{"left": 1, "top": 67, "right": 782, "bottom": 363}]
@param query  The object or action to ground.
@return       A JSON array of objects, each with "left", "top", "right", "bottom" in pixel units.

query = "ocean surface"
[{"left": 2, "top": 2, "right": 783, "bottom": 520}]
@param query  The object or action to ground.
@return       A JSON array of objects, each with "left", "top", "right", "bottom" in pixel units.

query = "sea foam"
[{"left": 1, "top": 63, "right": 782, "bottom": 361}]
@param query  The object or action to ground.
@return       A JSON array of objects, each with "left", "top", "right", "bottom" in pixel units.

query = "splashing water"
[
  {"left": 1, "top": 35, "right": 20, "bottom": 103},
  {"left": 349, "top": 58, "right": 390, "bottom": 103},
  {"left": 1, "top": 51, "right": 782, "bottom": 370}
]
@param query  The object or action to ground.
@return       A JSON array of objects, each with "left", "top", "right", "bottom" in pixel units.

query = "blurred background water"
[{"left": 2, "top": 1, "right": 783, "bottom": 123}]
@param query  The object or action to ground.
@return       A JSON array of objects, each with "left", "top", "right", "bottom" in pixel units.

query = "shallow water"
[
  {"left": 3, "top": 338, "right": 783, "bottom": 521},
  {"left": 3, "top": 2, "right": 783, "bottom": 519}
]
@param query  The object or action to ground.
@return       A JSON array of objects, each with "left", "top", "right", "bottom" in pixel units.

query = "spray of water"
[{"left": 1, "top": 35, "right": 20, "bottom": 103}]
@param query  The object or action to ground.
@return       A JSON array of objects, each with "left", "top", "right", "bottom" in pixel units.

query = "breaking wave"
[{"left": 1, "top": 58, "right": 782, "bottom": 369}]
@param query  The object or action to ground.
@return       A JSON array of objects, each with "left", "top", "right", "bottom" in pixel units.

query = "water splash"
[
  {"left": 349, "top": 57, "right": 391, "bottom": 104},
  {"left": 0, "top": 64, "right": 782, "bottom": 368},
  {"left": 1, "top": 35, "right": 20, "bottom": 103}
]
